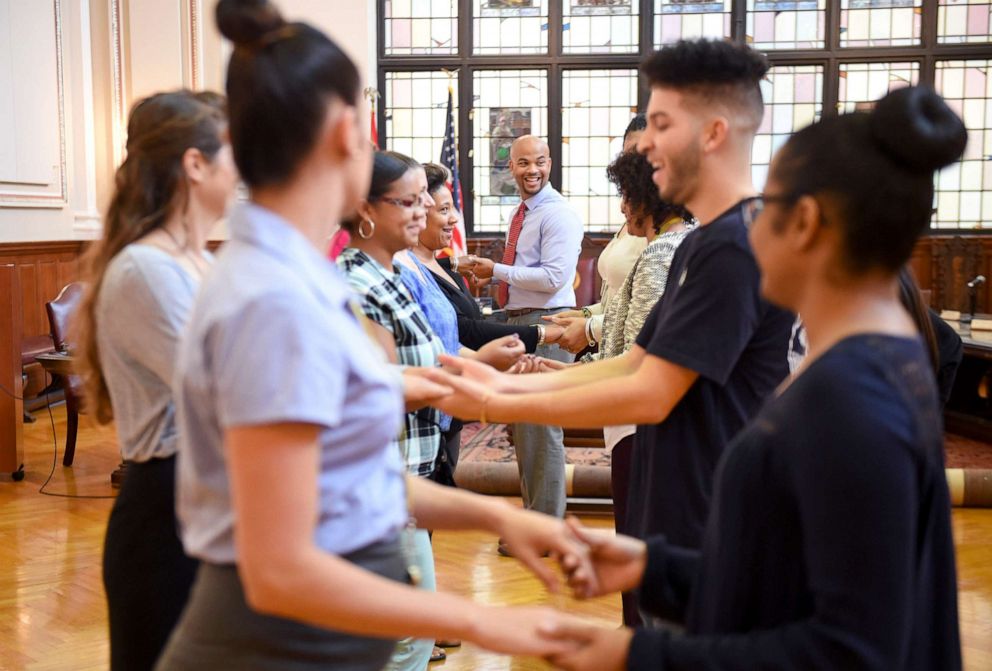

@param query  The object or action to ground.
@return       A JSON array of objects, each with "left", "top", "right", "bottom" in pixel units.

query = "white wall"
[{"left": 0, "top": 0, "right": 377, "bottom": 243}]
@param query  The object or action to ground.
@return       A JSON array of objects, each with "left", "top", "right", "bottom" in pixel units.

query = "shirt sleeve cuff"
[
  {"left": 591, "top": 314, "right": 604, "bottom": 340},
  {"left": 626, "top": 627, "right": 669, "bottom": 671},
  {"left": 635, "top": 536, "right": 672, "bottom": 613},
  {"left": 493, "top": 263, "right": 510, "bottom": 282}
]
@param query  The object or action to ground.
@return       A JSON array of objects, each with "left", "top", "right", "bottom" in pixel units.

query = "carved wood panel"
[
  {"left": 0, "top": 241, "right": 84, "bottom": 341},
  {"left": 931, "top": 236, "right": 988, "bottom": 314}
]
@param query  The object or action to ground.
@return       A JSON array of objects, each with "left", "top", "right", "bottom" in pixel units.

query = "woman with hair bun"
[
  {"left": 546, "top": 86, "right": 967, "bottom": 670},
  {"left": 74, "top": 89, "right": 235, "bottom": 671},
  {"left": 156, "top": 2, "right": 586, "bottom": 669}
]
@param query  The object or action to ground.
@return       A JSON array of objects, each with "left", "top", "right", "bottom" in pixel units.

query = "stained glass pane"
[
  {"left": 561, "top": 70, "right": 638, "bottom": 233},
  {"left": 563, "top": 1, "right": 639, "bottom": 54},
  {"left": 746, "top": 0, "right": 826, "bottom": 50},
  {"left": 654, "top": 0, "right": 731, "bottom": 46},
  {"left": 473, "top": 70, "right": 549, "bottom": 232},
  {"left": 934, "top": 60, "right": 992, "bottom": 229},
  {"left": 752, "top": 65, "right": 824, "bottom": 189},
  {"left": 473, "top": 0, "right": 549, "bottom": 55},
  {"left": 838, "top": 62, "right": 920, "bottom": 114},
  {"left": 384, "top": 0, "right": 458, "bottom": 56},
  {"left": 938, "top": 0, "right": 992, "bottom": 44},
  {"left": 840, "top": 0, "right": 922, "bottom": 48},
  {"left": 384, "top": 71, "right": 458, "bottom": 165}
]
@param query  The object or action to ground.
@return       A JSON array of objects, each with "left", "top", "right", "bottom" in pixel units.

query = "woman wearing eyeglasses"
[{"left": 338, "top": 149, "right": 537, "bottom": 670}]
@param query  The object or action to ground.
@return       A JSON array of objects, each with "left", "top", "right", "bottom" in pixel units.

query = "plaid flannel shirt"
[{"left": 338, "top": 248, "right": 443, "bottom": 476}]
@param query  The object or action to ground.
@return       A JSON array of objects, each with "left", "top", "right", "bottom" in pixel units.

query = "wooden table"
[
  {"left": 947, "top": 321, "right": 992, "bottom": 361},
  {"left": 34, "top": 351, "right": 74, "bottom": 377},
  {"left": 944, "top": 319, "right": 992, "bottom": 441}
]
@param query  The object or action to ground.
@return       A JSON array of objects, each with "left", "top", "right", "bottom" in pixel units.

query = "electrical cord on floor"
[{"left": 0, "top": 377, "right": 115, "bottom": 499}]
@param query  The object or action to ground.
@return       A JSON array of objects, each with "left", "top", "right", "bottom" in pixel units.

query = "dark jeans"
[{"left": 103, "top": 455, "right": 198, "bottom": 671}]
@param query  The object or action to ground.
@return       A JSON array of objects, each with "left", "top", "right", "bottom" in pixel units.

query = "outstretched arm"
[{"left": 438, "top": 348, "right": 698, "bottom": 428}]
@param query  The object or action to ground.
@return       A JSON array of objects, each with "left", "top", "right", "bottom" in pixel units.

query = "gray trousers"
[{"left": 507, "top": 307, "right": 574, "bottom": 518}]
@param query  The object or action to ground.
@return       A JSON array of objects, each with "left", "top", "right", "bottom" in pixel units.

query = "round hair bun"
[
  {"left": 869, "top": 86, "right": 968, "bottom": 174},
  {"left": 216, "top": 0, "right": 284, "bottom": 45}
]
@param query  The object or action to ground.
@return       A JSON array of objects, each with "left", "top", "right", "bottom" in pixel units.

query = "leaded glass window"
[
  {"left": 654, "top": 0, "right": 731, "bottom": 46},
  {"left": 934, "top": 59, "right": 992, "bottom": 228},
  {"left": 384, "top": 71, "right": 457, "bottom": 164},
  {"left": 474, "top": 0, "right": 549, "bottom": 55},
  {"left": 472, "top": 70, "right": 549, "bottom": 232},
  {"left": 384, "top": 0, "right": 458, "bottom": 55},
  {"left": 561, "top": 69, "right": 639, "bottom": 232},
  {"left": 563, "top": 1, "right": 640, "bottom": 54},
  {"left": 752, "top": 65, "right": 824, "bottom": 190}
]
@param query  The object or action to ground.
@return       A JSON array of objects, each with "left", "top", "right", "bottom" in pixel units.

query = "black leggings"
[{"left": 103, "top": 455, "right": 198, "bottom": 671}]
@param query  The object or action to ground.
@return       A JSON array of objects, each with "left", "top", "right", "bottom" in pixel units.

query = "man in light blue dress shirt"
[{"left": 471, "top": 136, "right": 583, "bottom": 533}]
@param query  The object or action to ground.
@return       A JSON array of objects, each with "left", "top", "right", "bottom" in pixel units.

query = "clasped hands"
[{"left": 488, "top": 513, "right": 649, "bottom": 671}]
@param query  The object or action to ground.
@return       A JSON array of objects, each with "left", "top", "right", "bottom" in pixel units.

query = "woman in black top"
[
  {"left": 548, "top": 86, "right": 967, "bottom": 671},
  {"left": 415, "top": 163, "right": 563, "bottom": 353}
]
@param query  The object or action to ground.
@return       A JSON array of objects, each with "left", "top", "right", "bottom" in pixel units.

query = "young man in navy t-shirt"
[{"left": 436, "top": 38, "right": 793, "bottom": 552}]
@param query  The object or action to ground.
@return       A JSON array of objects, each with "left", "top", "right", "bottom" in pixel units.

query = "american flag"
[{"left": 441, "top": 84, "right": 467, "bottom": 256}]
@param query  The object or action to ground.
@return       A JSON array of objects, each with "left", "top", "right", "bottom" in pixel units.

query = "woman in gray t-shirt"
[{"left": 75, "top": 89, "right": 238, "bottom": 671}]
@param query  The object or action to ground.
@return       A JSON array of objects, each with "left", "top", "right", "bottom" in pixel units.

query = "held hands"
[
  {"left": 495, "top": 506, "right": 598, "bottom": 594},
  {"left": 474, "top": 334, "right": 526, "bottom": 371},
  {"left": 543, "top": 315, "right": 591, "bottom": 354},
  {"left": 542, "top": 622, "right": 633, "bottom": 671},
  {"left": 468, "top": 257, "right": 496, "bottom": 280},
  {"left": 559, "top": 517, "right": 648, "bottom": 599},
  {"left": 401, "top": 367, "right": 454, "bottom": 411},
  {"left": 487, "top": 512, "right": 635, "bottom": 670},
  {"left": 468, "top": 605, "right": 587, "bottom": 659}
]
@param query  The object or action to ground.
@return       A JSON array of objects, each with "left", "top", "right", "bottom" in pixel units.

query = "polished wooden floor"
[{"left": 1, "top": 405, "right": 990, "bottom": 670}]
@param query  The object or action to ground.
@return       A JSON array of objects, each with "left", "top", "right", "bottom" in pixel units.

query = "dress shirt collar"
[
  {"left": 521, "top": 181, "right": 555, "bottom": 210},
  {"left": 229, "top": 202, "right": 350, "bottom": 305}
]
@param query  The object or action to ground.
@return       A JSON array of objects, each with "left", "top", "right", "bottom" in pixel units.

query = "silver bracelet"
[
  {"left": 535, "top": 324, "right": 546, "bottom": 346},
  {"left": 451, "top": 255, "right": 459, "bottom": 272},
  {"left": 584, "top": 317, "right": 597, "bottom": 346}
]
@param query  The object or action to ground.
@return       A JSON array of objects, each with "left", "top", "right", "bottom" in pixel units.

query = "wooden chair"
[{"left": 45, "top": 283, "right": 85, "bottom": 466}]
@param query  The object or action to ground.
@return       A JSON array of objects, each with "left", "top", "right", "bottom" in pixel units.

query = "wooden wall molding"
[
  {"left": 0, "top": 241, "right": 85, "bottom": 342},
  {"left": 0, "top": 0, "right": 68, "bottom": 208}
]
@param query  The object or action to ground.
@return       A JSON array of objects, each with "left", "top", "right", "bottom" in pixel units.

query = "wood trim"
[
  {"left": 0, "top": 264, "right": 24, "bottom": 475},
  {"left": 0, "top": 241, "right": 85, "bottom": 342}
]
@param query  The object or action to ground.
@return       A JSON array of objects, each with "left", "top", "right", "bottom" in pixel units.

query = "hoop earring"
[{"left": 358, "top": 219, "right": 375, "bottom": 239}]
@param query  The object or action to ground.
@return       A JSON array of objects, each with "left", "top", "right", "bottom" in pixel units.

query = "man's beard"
[{"left": 659, "top": 142, "right": 700, "bottom": 207}]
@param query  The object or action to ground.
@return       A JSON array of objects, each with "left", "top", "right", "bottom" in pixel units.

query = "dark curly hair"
[
  {"left": 607, "top": 150, "right": 687, "bottom": 233},
  {"left": 641, "top": 39, "right": 768, "bottom": 132}
]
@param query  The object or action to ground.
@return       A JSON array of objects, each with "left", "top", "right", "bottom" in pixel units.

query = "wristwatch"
[{"left": 535, "top": 324, "right": 546, "bottom": 346}]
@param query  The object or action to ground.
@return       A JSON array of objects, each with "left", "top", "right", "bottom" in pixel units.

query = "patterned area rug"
[
  {"left": 460, "top": 423, "right": 610, "bottom": 467},
  {"left": 461, "top": 423, "right": 992, "bottom": 470}
]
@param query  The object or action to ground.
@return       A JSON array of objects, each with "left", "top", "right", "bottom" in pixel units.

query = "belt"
[{"left": 504, "top": 307, "right": 573, "bottom": 318}]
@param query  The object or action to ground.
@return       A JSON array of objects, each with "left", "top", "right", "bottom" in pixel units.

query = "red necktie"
[{"left": 497, "top": 203, "right": 527, "bottom": 308}]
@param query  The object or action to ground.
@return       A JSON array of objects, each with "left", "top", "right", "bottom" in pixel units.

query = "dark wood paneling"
[
  {"left": 0, "top": 241, "right": 85, "bottom": 343},
  {"left": 0, "top": 264, "right": 24, "bottom": 475},
  {"left": 467, "top": 234, "right": 992, "bottom": 313}
]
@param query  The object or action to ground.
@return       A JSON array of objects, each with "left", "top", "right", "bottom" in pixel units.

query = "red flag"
[{"left": 370, "top": 107, "right": 379, "bottom": 149}]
